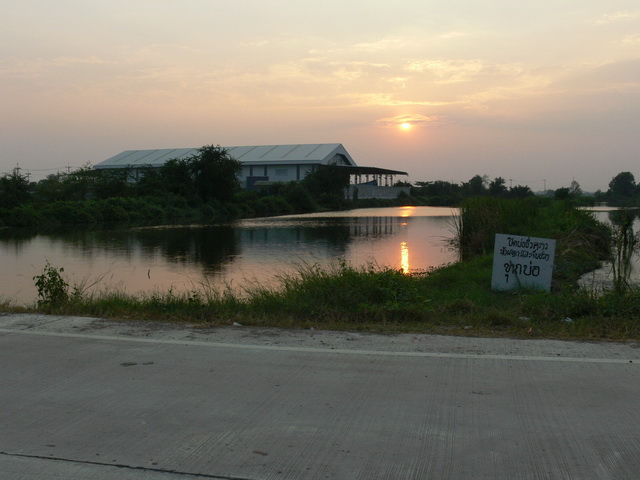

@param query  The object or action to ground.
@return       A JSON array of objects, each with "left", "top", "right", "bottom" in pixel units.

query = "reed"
[{"left": 609, "top": 209, "right": 639, "bottom": 293}]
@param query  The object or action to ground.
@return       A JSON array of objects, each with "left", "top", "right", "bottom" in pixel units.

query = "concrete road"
[{"left": 1, "top": 313, "right": 640, "bottom": 479}]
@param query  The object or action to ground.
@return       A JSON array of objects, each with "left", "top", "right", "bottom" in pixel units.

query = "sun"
[{"left": 400, "top": 122, "right": 412, "bottom": 130}]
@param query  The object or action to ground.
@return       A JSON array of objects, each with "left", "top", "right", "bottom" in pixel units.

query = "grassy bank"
[
  {"left": 5, "top": 257, "right": 640, "bottom": 341},
  {"left": 3, "top": 198, "right": 637, "bottom": 341}
]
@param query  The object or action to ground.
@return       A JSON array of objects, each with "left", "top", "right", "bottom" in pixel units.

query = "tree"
[
  {"left": 0, "top": 171, "right": 31, "bottom": 209},
  {"left": 302, "top": 164, "right": 350, "bottom": 207},
  {"left": 133, "top": 165, "right": 166, "bottom": 198},
  {"left": 554, "top": 187, "right": 571, "bottom": 200},
  {"left": 188, "top": 145, "right": 242, "bottom": 204},
  {"left": 92, "top": 168, "right": 133, "bottom": 200},
  {"left": 488, "top": 177, "right": 508, "bottom": 197},
  {"left": 569, "top": 180, "right": 582, "bottom": 198},
  {"left": 608, "top": 172, "right": 636, "bottom": 199},
  {"left": 161, "top": 158, "right": 195, "bottom": 201},
  {"left": 508, "top": 185, "right": 534, "bottom": 199},
  {"left": 462, "top": 174, "right": 487, "bottom": 197},
  {"left": 414, "top": 180, "right": 461, "bottom": 198},
  {"left": 555, "top": 180, "right": 582, "bottom": 201},
  {"left": 35, "top": 173, "right": 66, "bottom": 203}
]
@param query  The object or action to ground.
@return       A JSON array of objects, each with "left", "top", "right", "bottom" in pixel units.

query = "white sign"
[{"left": 491, "top": 234, "right": 556, "bottom": 292}]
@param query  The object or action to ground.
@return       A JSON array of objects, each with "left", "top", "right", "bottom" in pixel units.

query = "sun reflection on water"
[
  {"left": 399, "top": 206, "right": 416, "bottom": 218},
  {"left": 400, "top": 241, "right": 410, "bottom": 274}
]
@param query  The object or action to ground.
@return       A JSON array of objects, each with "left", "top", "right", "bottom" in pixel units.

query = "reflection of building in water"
[
  {"left": 400, "top": 241, "right": 410, "bottom": 274},
  {"left": 349, "top": 216, "right": 402, "bottom": 237},
  {"left": 236, "top": 223, "right": 352, "bottom": 257}
]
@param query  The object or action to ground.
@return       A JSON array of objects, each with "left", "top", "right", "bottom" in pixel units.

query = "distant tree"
[
  {"left": 554, "top": 187, "right": 571, "bottom": 200},
  {"left": 462, "top": 174, "right": 488, "bottom": 197},
  {"left": 188, "top": 145, "right": 242, "bottom": 204},
  {"left": 554, "top": 180, "right": 582, "bottom": 201},
  {"left": 0, "top": 171, "right": 31, "bottom": 209},
  {"left": 61, "top": 165, "right": 99, "bottom": 201},
  {"left": 508, "top": 185, "right": 534, "bottom": 199},
  {"left": 161, "top": 158, "right": 195, "bottom": 201},
  {"left": 35, "top": 173, "right": 66, "bottom": 203},
  {"left": 488, "top": 177, "right": 508, "bottom": 197},
  {"left": 569, "top": 180, "right": 582, "bottom": 198},
  {"left": 608, "top": 172, "right": 636, "bottom": 198},
  {"left": 414, "top": 180, "right": 461, "bottom": 198},
  {"left": 92, "top": 168, "right": 134, "bottom": 200},
  {"left": 133, "top": 165, "right": 166, "bottom": 198},
  {"left": 394, "top": 180, "right": 412, "bottom": 188},
  {"left": 302, "top": 164, "right": 350, "bottom": 207}
]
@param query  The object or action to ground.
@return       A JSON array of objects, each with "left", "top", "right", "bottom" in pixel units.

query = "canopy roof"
[
  {"left": 94, "top": 143, "right": 356, "bottom": 169},
  {"left": 339, "top": 166, "right": 407, "bottom": 176}
]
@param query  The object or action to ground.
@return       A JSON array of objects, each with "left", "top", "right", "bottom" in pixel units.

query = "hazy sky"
[{"left": 2, "top": 1, "right": 639, "bottom": 191}]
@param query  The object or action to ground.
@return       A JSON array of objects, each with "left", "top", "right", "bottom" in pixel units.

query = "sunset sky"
[{"left": 2, "top": 0, "right": 639, "bottom": 192}]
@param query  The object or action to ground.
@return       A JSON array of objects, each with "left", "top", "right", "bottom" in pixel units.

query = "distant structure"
[{"left": 93, "top": 143, "right": 409, "bottom": 199}]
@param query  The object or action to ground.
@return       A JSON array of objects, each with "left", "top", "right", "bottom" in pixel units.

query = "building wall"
[{"left": 241, "top": 164, "right": 316, "bottom": 187}]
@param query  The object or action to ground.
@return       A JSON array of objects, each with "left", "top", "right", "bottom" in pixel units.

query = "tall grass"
[{"left": 454, "top": 197, "right": 610, "bottom": 286}]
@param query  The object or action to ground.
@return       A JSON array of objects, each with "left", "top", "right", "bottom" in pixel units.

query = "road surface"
[{"left": 1, "top": 313, "right": 639, "bottom": 479}]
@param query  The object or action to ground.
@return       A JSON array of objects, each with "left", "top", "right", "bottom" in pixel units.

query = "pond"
[
  {"left": 579, "top": 207, "right": 640, "bottom": 290},
  {"left": 0, "top": 206, "right": 459, "bottom": 305}
]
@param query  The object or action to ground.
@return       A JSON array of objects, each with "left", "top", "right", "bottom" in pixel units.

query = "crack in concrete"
[{"left": 0, "top": 451, "right": 254, "bottom": 480}]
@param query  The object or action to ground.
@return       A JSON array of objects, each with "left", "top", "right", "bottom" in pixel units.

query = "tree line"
[
  {"left": 0, "top": 145, "right": 353, "bottom": 227},
  {"left": 0, "top": 145, "right": 636, "bottom": 228}
]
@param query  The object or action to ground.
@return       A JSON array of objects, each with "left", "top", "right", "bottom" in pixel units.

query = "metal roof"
[{"left": 94, "top": 144, "right": 357, "bottom": 169}]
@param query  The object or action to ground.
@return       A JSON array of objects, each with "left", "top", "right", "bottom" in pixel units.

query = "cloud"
[
  {"left": 351, "top": 37, "right": 412, "bottom": 53},
  {"left": 345, "top": 93, "right": 454, "bottom": 107},
  {"left": 595, "top": 11, "right": 640, "bottom": 25},
  {"left": 437, "top": 31, "right": 472, "bottom": 40},
  {"left": 405, "top": 59, "right": 486, "bottom": 84},
  {"left": 375, "top": 114, "right": 446, "bottom": 128},
  {"left": 623, "top": 34, "right": 640, "bottom": 44}
]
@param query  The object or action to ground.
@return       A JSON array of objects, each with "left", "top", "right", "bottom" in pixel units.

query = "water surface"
[{"left": 1, "top": 206, "right": 458, "bottom": 304}]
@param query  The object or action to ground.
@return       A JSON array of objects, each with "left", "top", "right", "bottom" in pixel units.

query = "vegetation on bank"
[
  {"left": 3, "top": 145, "right": 634, "bottom": 228},
  {"left": 0, "top": 145, "right": 376, "bottom": 228},
  {"left": 5, "top": 196, "right": 640, "bottom": 341}
]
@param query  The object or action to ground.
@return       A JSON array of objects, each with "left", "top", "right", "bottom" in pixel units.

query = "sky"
[{"left": 1, "top": 1, "right": 639, "bottom": 192}]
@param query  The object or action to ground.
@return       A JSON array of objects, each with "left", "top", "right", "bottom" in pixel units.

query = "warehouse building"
[{"left": 94, "top": 143, "right": 409, "bottom": 199}]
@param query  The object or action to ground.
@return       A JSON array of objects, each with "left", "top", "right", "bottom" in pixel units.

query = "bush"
[
  {"left": 252, "top": 196, "right": 293, "bottom": 217},
  {"left": 98, "top": 198, "right": 131, "bottom": 222},
  {"left": 33, "top": 262, "right": 70, "bottom": 307},
  {"left": 44, "top": 201, "right": 96, "bottom": 225},
  {"left": 3, "top": 204, "right": 43, "bottom": 226},
  {"left": 284, "top": 184, "right": 317, "bottom": 213}
]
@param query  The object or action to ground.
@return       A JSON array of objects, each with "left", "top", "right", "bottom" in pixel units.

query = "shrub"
[
  {"left": 4, "top": 204, "right": 43, "bottom": 226},
  {"left": 33, "top": 262, "right": 70, "bottom": 307}
]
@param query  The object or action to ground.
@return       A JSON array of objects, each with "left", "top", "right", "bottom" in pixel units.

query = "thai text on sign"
[{"left": 491, "top": 234, "right": 556, "bottom": 292}]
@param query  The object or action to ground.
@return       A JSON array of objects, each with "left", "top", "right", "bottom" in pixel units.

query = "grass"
[{"left": 2, "top": 256, "right": 639, "bottom": 341}]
